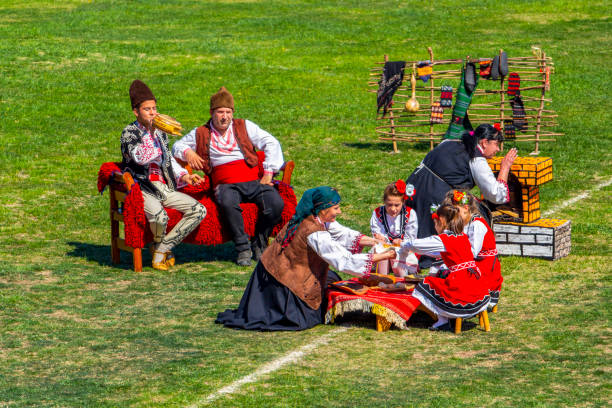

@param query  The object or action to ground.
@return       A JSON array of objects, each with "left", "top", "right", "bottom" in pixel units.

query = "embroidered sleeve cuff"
[
  {"left": 362, "top": 253, "right": 374, "bottom": 275},
  {"left": 350, "top": 234, "right": 365, "bottom": 254},
  {"left": 500, "top": 179, "right": 510, "bottom": 203}
]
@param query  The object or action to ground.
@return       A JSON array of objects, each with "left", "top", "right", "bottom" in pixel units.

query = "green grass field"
[{"left": 1, "top": 1, "right": 611, "bottom": 406}]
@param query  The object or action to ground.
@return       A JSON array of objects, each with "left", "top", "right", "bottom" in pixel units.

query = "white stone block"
[
  {"left": 522, "top": 245, "right": 553, "bottom": 257},
  {"left": 536, "top": 235, "right": 554, "bottom": 244},
  {"left": 508, "top": 234, "right": 535, "bottom": 243},
  {"left": 494, "top": 224, "right": 520, "bottom": 233},
  {"left": 497, "top": 244, "right": 522, "bottom": 256},
  {"left": 521, "top": 226, "right": 553, "bottom": 235},
  {"left": 495, "top": 233, "right": 507, "bottom": 242}
]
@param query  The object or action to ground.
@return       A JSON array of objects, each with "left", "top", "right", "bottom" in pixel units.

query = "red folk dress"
[
  {"left": 469, "top": 216, "right": 503, "bottom": 307},
  {"left": 410, "top": 232, "right": 491, "bottom": 318}
]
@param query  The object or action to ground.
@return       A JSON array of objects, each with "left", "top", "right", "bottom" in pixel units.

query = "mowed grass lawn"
[{"left": 1, "top": 1, "right": 611, "bottom": 406}]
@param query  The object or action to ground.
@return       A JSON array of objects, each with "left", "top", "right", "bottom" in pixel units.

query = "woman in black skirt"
[
  {"left": 216, "top": 186, "right": 396, "bottom": 331},
  {"left": 405, "top": 124, "right": 517, "bottom": 268}
]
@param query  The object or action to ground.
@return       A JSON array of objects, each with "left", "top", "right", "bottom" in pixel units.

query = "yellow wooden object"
[
  {"left": 376, "top": 315, "right": 392, "bottom": 332},
  {"left": 492, "top": 305, "right": 498, "bottom": 313},
  {"left": 487, "top": 156, "right": 553, "bottom": 187},
  {"left": 454, "top": 311, "right": 491, "bottom": 334},
  {"left": 454, "top": 318, "right": 463, "bottom": 334}
]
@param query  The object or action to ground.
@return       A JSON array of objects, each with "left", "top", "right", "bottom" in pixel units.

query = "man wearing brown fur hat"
[
  {"left": 121, "top": 79, "right": 207, "bottom": 270},
  {"left": 173, "top": 86, "right": 285, "bottom": 266}
]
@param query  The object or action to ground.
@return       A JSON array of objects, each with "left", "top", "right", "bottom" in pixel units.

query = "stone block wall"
[{"left": 493, "top": 218, "right": 571, "bottom": 260}]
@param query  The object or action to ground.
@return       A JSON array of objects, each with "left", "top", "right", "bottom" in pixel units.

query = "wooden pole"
[
  {"left": 499, "top": 50, "right": 506, "bottom": 150},
  {"left": 428, "top": 47, "right": 435, "bottom": 150},
  {"left": 532, "top": 51, "right": 547, "bottom": 155}
]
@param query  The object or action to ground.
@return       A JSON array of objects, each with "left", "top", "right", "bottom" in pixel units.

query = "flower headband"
[
  {"left": 430, "top": 203, "right": 440, "bottom": 220},
  {"left": 452, "top": 190, "right": 469, "bottom": 205},
  {"left": 394, "top": 180, "right": 415, "bottom": 200},
  {"left": 394, "top": 180, "right": 415, "bottom": 201}
]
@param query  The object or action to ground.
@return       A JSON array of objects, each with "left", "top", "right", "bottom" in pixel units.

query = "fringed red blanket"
[
  {"left": 97, "top": 158, "right": 297, "bottom": 249},
  {"left": 325, "top": 279, "right": 421, "bottom": 330},
  {"left": 97, "top": 162, "right": 124, "bottom": 194}
]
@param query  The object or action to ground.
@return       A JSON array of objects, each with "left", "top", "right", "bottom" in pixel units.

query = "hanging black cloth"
[{"left": 377, "top": 61, "right": 406, "bottom": 115}]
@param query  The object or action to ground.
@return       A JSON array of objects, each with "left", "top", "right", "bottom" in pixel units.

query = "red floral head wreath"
[
  {"left": 395, "top": 180, "right": 415, "bottom": 201},
  {"left": 452, "top": 190, "right": 469, "bottom": 205}
]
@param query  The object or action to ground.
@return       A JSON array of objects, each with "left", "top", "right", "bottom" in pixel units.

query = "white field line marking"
[
  {"left": 189, "top": 326, "right": 348, "bottom": 407},
  {"left": 542, "top": 177, "right": 612, "bottom": 217}
]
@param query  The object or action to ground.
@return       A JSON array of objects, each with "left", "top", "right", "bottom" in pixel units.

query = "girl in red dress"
[
  {"left": 446, "top": 190, "right": 503, "bottom": 310},
  {"left": 402, "top": 204, "right": 491, "bottom": 330}
]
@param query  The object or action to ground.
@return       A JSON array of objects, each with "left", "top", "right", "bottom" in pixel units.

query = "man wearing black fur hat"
[
  {"left": 173, "top": 87, "right": 285, "bottom": 266},
  {"left": 121, "top": 80, "right": 207, "bottom": 270}
]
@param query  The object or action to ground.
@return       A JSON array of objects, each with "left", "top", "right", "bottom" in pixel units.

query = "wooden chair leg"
[
  {"left": 111, "top": 236, "right": 120, "bottom": 264},
  {"left": 492, "top": 305, "right": 498, "bottom": 313},
  {"left": 454, "top": 318, "right": 462, "bottom": 334},
  {"left": 481, "top": 310, "right": 491, "bottom": 332},
  {"left": 376, "top": 315, "right": 391, "bottom": 332},
  {"left": 478, "top": 313, "right": 484, "bottom": 328},
  {"left": 133, "top": 248, "right": 143, "bottom": 272}
]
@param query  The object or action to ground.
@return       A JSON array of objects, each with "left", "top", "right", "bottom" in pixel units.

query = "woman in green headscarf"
[{"left": 216, "top": 186, "right": 396, "bottom": 331}]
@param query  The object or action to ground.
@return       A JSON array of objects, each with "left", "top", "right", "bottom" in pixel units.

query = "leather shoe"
[
  {"left": 236, "top": 249, "right": 253, "bottom": 266},
  {"left": 251, "top": 245, "right": 263, "bottom": 262},
  {"left": 152, "top": 251, "right": 169, "bottom": 271},
  {"left": 165, "top": 252, "right": 175, "bottom": 267}
]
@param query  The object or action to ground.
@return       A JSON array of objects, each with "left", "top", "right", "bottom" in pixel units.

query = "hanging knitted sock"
[
  {"left": 417, "top": 60, "right": 432, "bottom": 83},
  {"left": 430, "top": 101, "right": 444, "bottom": 124},
  {"left": 507, "top": 72, "right": 520, "bottom": 96},
  {"left": 511, "top": 93, "right": 528, "bottom": 131},
  {"left": 503, "top": 119, "right": 516, "bottom": 139},
  {"left": 444, "top": 63, "right": 478, "bottom": 140},
  {"left": 479, "top": 59, "right": 492, "bottom": 78},
  {"left": 464, "top": 62, "right": 478, "bottom": 93},
  {"left": 440, "top": 86, "right": 453, "bottom": 108}
]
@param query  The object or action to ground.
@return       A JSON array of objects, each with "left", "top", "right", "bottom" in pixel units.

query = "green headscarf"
[{"left": 281, "top": 186, "right": 341, "bottom": 248}]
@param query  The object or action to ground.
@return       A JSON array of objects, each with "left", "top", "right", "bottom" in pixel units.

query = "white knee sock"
[{"left": 431, "top": 316, "right": 449, "bottom": 328}]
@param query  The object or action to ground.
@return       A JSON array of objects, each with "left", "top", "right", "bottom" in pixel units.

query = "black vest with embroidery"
[{"left": 375, "top": 205, "right": 412, "bottom": 241}]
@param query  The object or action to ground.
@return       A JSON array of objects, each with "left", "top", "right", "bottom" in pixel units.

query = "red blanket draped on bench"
[{"left": 98, "top": 152, "right": 297, "bottom": 249}]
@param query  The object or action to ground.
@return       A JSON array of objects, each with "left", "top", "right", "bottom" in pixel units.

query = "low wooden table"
[{"left": 325, "top": 283, "right": 435, "bottom": 332}]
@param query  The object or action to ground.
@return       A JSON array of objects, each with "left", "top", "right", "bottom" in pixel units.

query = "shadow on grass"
[
  {"left": 66, "top": 241, "right": 236, "bottom": 269},
  {"left": 344, "top": 141, "right": 432, "bottom": 153},
  {"left": 333, "top": 310, "right": 482, "bottom": 333}
]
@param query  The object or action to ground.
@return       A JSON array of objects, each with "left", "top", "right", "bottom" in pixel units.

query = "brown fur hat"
[
  {"left": 210, "top": 86, "right": 234, "bottom": 111},
  {"left": 129, "top": 80, "right": 156, "bottom": 109}
]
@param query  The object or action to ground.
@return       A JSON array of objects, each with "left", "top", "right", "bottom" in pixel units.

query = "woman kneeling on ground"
[{"left": 216, "top": 186, "right": 396, "bottom": 331}]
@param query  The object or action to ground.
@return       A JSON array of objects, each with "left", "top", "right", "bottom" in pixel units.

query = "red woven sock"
[{"left": 507, "top": 72, "right": 520, "bottom": 96}]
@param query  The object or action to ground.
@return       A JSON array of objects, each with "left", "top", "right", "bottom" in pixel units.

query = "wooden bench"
[{"left": 108, "top": 161, "right": 295, "bottom": 272}]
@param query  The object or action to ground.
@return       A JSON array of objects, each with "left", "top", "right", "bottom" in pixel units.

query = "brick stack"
[{"left": 487, "top": 156, "right": 571, "bottom": 260}]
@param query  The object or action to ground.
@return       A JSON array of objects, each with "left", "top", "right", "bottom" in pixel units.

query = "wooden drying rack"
[{"left": 368, "top": 47, "right": 562, "bottom": 154}]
